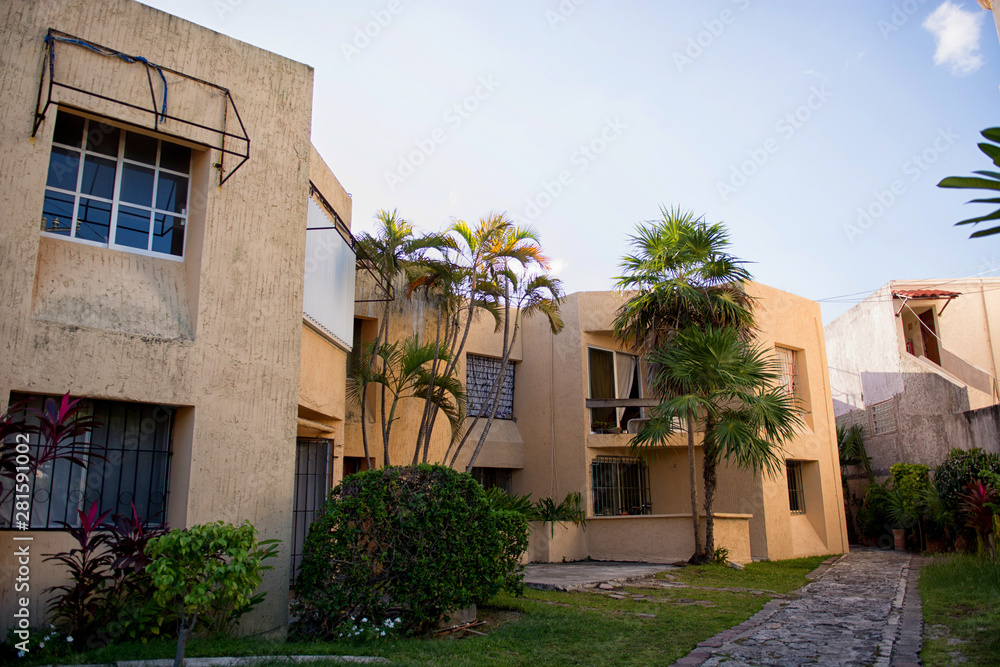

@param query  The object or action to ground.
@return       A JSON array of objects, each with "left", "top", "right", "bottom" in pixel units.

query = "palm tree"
[
  {"left": 347, "top": 336, "right": 466, "bottom": 466},
  {"left": 633, "top": 326, "right": 802, "bottom": 561},
  {"left": 612, "top": 207, "right": 754, "bottom": 558},
  {"left": 354, "top": 210, "right": 442, "bottom": 466},
  {"left": 445, "top": 214, "right": 565, "bottom": 469}
]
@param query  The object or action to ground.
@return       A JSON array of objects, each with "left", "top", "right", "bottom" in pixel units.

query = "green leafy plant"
[
  {"left": 532, "top": 492, "right": 587, "bottom": 536},
  {"left": 934, "top": 448, "right": 1000, "bottom": 545},
  {"left": 293, "top": 464, "right": 528, "bottom": 638},
  {"left": 712, "top": 546, "right": 730, "bottom": 565},
  {"left": 856, "top": 480, "right": 894, "bottom": 546},
  {"left": 146, "top": 521, "right": 279, "bottom": 666},
  {"left": 483, "top": 487, "right": 535, "bottom": 518},
  {"left": 938, "top": 126, "right": 1000, "bottom": 238}
]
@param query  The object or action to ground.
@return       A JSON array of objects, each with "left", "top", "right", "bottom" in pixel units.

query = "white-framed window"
[
  {"left": 41, "top": 109, "right": 191, "bottom": 260},
  {"left": 587, "top": 347, "right": 642, "bottom": 432}
]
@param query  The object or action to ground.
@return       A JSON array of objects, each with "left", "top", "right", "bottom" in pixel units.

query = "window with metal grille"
[
  {"left": 786, "top": 460, "right": 805, "bottom": 514},
  {"left": 590, "top": 456, "right": 651, "bottom": 516},
  {"left": 41, "top": 109, "right": 191, "bottom": 259},
  {"left": 291, "top": 438, "right": 333, "bottom": 582},
  {"left": 870, "top": 399, "right": 898, "bottom": 436},
  {"left": 1, "top": 394, "right": 173, "bottom": 529},
  {"left": 466, "top": 354, "right": 515, "bottom": 419},
  {"left": 774, "top": 346, "right": 798, "bottom": 398}
]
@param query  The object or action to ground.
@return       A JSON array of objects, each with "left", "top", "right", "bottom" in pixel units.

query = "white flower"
[
  {"left": 17, "top": 650, "right": 25, "bottom": 658},
  {"left": 67, "top": 637, "right": 74, "bottom": 643},
  {"left": 39, "top": 642, "right": 45, "bottom": 649}
]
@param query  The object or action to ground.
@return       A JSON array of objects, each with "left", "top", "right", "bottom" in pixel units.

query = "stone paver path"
[{"left": 673, "top": 549, "right": 925, "bottom": 667}]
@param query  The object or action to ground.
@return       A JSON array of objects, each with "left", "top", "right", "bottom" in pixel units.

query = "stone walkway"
[
  {"left": 673, "top": 549, "right": 925, "bottom": 667},
  {"left": 523, "top": 560, "right": 677, "bottom": 591}
]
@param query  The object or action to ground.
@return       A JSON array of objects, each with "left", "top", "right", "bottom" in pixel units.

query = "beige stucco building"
[
  {"left": 345, "top": 282, "right": 850, "bottom": 564},
  {"left": 0, "top": 0, "right": 356, "bottom": 636},
  {"left": 825, "top": 278, "right": 1000, "bottom": 475}
]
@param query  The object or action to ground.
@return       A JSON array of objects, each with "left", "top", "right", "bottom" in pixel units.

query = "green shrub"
[
  {"left": 857, "top": 480, "right": 893, "bottom": 544},
  {"left": 293, "top": 464, "right": 529, "bottom": 638},
  {"left": 146, "top": 521, "right": 278, "bottom": 665},
  {"left": 936, "top": 449, "right": 1000, "bottom": 512}
]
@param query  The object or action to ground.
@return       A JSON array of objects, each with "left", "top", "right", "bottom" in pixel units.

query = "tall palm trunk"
[
  {"left": 687, "top": 413, "right": 702, "bottom": 560},
  {"left": 702, "top": 441, "right": 718, "bottom": 559}
]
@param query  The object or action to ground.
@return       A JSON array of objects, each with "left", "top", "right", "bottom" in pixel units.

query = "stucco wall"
[
  {"left": 0, "top": 0, "right": 314, "bottom": 635},
  {"left": 824, "top": 285, "right": 904, "bottom": 416}
]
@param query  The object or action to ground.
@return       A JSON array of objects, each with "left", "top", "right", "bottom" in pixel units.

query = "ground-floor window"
[
  {"left": 1, "top": 393, "right": 173, "bottom": 529},
  {"left": 291, "top": 437, "right": 334, "bottom": 583},
  {"left": 590, "top": 455, "right": 651, "bottom": 516},
  {"left": 786, "top": 460, "right": 805, "bottom": 514},
  {"left": 471, "top": 466, "right": 514, "bottom": 494}
]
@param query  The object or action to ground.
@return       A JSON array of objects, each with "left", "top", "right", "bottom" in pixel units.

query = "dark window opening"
[
  {"left": 471, "top": 467, "right": 513, "bottom": 494},
  {"left": 291, "top": 438, "right": 333, "bottom": 583}
]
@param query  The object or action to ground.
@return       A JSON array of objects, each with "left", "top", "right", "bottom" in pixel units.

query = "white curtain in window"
[{"left": 615, "top": 353, "right": 637, "bottom": 428}]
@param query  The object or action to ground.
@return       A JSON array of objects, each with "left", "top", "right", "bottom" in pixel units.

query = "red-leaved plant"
[
  {"left": 1, "top": 393, "right": 104, "bottom": 507},
  {"left": 960, "top": 480, "right": 999, "bottom": 560}
]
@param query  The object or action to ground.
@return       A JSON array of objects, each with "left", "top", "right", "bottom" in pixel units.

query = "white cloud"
[{"left": 923, "top": 2, "right": 986, "bottom": 75}]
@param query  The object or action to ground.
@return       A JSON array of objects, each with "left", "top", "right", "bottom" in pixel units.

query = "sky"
[{"left": 141, "top": 0, "right": 1000, "bottom": 323}]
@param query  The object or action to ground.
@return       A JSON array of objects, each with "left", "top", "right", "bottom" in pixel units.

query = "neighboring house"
[
  {"left": 0, "top": 0, "right": 356, "bottom": 636},
  {"left": 346, "top": 282, "right": 849, "bottom": 563},
  {"left": 825, "top": 278, "right": 1000, "bottom": 477}
]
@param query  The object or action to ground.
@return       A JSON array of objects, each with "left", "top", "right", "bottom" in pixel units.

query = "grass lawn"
[
  {"left": 21, "top": 555, "right": 829, "bottom": 667},
  {"left": 921, "top": 554, "right": 1000, "bottom": 667}
]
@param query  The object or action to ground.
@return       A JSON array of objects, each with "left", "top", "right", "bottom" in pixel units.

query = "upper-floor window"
[
  {"left": 41, "top": 110, "right": 191, "bottom": 260},
  {"left": 774, "top": 346, "right": 798, "bottom": 398},
  {"left": 588, "top": 347, "right": 642, "bottom": 432},
  {"left": 467, "top": 354, "right": 515, "bottom": 419}
]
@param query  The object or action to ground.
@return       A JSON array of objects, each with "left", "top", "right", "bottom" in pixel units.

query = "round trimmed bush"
[{"left": 293, "top": 464, "right": 528, "bottom": 637}]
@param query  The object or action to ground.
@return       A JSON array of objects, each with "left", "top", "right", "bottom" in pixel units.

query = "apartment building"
[{"left": 0, "top": 0, "right": 356, "bottom": 635}]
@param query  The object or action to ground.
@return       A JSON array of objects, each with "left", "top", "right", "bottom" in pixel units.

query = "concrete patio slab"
[{"left": 523, "top": 560, "right": 677, "bottom": 591}]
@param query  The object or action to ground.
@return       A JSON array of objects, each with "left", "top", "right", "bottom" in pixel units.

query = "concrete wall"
[
  {"left": 824, "top": 285, "right": 903, "bottom": 416},
  {"left": 0, "top": 0, "right": 315, "bottom": 635}
]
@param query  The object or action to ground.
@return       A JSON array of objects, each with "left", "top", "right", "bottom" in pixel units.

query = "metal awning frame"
[{"left": 32, "top": 28, "right": 250, "bottom": 186}]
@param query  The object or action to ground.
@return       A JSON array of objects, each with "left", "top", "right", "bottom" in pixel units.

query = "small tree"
[
  {"left": 938, "top": 126, "right": 1000, "bottom": 238},
  {"left": 146, "top": 521, "right": 278, "bottom": 667}
]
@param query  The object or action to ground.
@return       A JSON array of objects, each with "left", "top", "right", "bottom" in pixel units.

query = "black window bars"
[{"left": 32, "top": 29, "right": 250, "bottom": 187}]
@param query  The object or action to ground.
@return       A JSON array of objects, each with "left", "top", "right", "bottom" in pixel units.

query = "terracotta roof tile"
[{"left": 891, "top": 289, "right": 961, "bottom": 299}]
